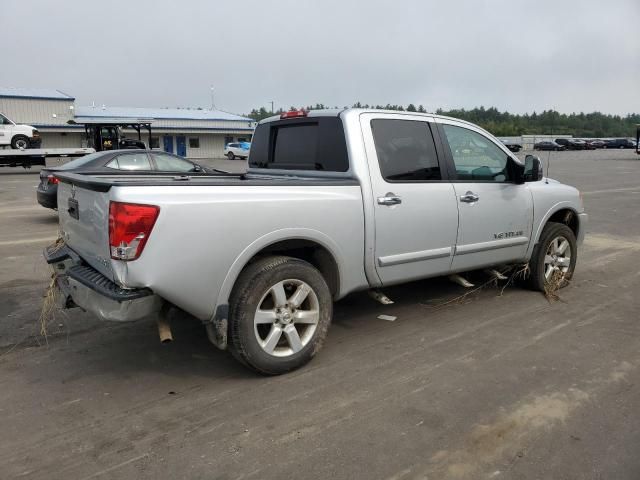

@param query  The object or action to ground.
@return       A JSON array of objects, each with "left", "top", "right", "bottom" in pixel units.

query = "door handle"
[
  {"left": 377, "top": 193, "right": 402, "bottom": 206},
  {"left": 459, "top": 191, "right": 479, "bottom": 203}
]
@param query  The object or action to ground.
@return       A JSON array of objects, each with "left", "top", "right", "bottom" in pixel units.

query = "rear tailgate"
[{"left": 57, "top": 178, "right": 115, "bottom": 282}]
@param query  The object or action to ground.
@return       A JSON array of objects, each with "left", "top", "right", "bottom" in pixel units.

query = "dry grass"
[
  {"left": 421, "top": 263, "right": 564, "bottom": 311},
  {"left": 499, "top": 263, "right": 530, "bottom": 296},
  {"left": 39, "top": 236, "right": 66, "bottom": 339},
  {"left": 544, "top": 269, "right": 569, "bottom": 303}
]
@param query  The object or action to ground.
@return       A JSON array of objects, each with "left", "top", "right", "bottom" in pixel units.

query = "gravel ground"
[{"left": 0, "top": 148, "right": 639, "bottom": 480}]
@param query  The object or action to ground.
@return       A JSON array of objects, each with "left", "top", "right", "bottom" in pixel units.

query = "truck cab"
[{"left": 0, "top": 112, "right": 40, "bottom": 149}]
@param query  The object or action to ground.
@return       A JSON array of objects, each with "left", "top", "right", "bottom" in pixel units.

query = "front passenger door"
[{"left": 439, "top": 123, "right": 533, "bottom": 271}]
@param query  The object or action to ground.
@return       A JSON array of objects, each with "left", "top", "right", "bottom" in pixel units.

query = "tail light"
[
  {"left": 280, "top": 109, "right": 308, "bottom": 119},
  {"left": 47, "top": 174, "right": 59, "bottom": 185},
  {"left": 109, "top": 202, "right": 160, "bottom": 261}
]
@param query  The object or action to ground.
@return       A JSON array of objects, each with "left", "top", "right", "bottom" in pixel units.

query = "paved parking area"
[{"left": 1, "top": 150, "right": 639, "bottom": 479}]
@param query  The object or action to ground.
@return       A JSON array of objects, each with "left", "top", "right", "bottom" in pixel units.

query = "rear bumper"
[
  {"left": 45, "top": 243, "right": 162, "bottom": 322},
  {"left": 36, "top": 188, "right": 57, "bottom": 209}
]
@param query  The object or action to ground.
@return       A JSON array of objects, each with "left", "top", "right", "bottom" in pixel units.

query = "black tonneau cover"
[{"left": 54, "top": 171, "right": 359, "bottom": 192}]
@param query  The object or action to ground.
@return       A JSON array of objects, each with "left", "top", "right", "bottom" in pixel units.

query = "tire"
[
  {"left": 526, "top": 222, "right": 577, "bottom": 292},
  {"left": 11, "top": 135, "right": 29, "bottom": 149},
  {"left": 228, "top": 255, "right": 332, "bottom": 375},
  {"left": 227, "top": 151, "right": 235, "bottom": 160}
]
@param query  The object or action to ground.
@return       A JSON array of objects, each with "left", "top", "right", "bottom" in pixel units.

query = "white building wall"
[
  {"left": 3, "top": 95, "right": 255, "bottom": 158},
  {"left": 0, "top": 98, "right": 74, "bottom": 125},
  {"left": 40, "top": 132, "right": 85, "bottom": 148}
]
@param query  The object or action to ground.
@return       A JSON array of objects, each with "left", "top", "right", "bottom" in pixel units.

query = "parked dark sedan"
[
  {"left": 604, "top": 138, "right": 637, "bottom": 149},
  {"left": 499, "top": 140, "right": 522, "bottom": 153},
  {"left": 533, "top": 141, "right": 566, "bottom": 151},
  {"left": 584, "top": 139, "right": 605, "bottom": 149},
  {"left": 37, "top": 149, "right": 210, "bottom": 209},
  {"left": 555, "top": 138, "right": 586, "bottom": 150}
]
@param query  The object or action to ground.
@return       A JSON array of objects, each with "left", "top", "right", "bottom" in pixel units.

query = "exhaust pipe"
[{"left": 157, "top": 315, "right": 173, "bottom": 343}]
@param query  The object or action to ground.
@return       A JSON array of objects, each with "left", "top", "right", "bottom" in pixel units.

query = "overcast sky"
[{"left": 2, "top": 0, "right": 638, "bottom": 115}]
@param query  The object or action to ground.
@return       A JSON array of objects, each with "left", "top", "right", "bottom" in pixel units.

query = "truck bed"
[
  {"left": 54, "top": 171, "right": 360, "bottom": 191},
  {"left": 54, "top": 170, "right": 368, "bottom": 321}
]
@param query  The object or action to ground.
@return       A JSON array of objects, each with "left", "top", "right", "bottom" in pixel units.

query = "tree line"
[{"left": 246, "top": 104, "right": 640, "bottom": 138}]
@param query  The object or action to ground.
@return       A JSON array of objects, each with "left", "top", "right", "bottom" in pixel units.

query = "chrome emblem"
[{"left": 70, "top": 184, "right": 77, "bottom": 199}]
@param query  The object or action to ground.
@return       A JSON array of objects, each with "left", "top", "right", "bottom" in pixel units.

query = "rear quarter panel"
[{"left": 110, "top": 184, "right": 367, "bottom": 321}]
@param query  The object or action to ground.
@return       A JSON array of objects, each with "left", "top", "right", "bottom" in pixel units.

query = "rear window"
[
  {"left": 56, "top": 152, "right": 106, "bottom": 170},
  {"left": 249, "top": 117, "right": 349, "bottom": 172}
]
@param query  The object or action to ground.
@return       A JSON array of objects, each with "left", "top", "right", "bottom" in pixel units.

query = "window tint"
[
  {"left": 442, "top": 124, "right": 511, "bottom": 182},
  {"left": 108, "top": 153, "right": 151, "bottom": 171},
  {"left": 371, "top": 119, "right": 441, "bottom": 181},
  {"left": 0, "top": 114, "right": 12, "bottom": 125},
  {"left": 189, "top": 137, "right": 200, "bottom": 148},
  {"left": 152, "top": 153, "right": 196, "bottom": 172},
  {"left": 273, "top": 124, "right": 318, "bottom": 168},
  {"left": 57, "top": 151, "right": 108, "bottom": 170},
  {"left": 249, "top": 117, "right": 349, "bottom": 172}
]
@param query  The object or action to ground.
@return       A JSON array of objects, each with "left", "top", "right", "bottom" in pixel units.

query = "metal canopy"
[{"left": 68, "top": 118, "right": 153, "bottom": 126}]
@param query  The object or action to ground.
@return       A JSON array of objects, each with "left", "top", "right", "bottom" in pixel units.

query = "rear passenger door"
[
  {"left": 437, "top": 121, "right": 533, "bottom": 271},
  {"left": 360, "top": 113, "right": 459, "bottom": 285}
]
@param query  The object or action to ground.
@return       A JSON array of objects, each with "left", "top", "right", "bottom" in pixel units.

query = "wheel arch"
[
  {"left": 11, "top": 134, "right": 29, "bottom": 145},
  {"left": 212, "top": 228, "right": 345, "bottom": 323},
  {"left": 527, "top": 203, "right": 581, "bottom": 258}
]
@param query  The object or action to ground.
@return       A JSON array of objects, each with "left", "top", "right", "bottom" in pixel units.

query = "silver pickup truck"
[{"left": 46, "top": 109, "right": 587, "bottom": 374}]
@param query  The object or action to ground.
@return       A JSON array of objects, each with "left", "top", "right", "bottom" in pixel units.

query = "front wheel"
[
  {"left": 526, "top": 222, "right": 577, "bottom": 292},
  {"left": 227, "top": 151, "right": 235, "bottom": 160},
  {"left": 11, "top": 135, "right": 29, "bottom": 149},
  {"left": 228, "top": 256, "right": 332, "bottom": 375}
]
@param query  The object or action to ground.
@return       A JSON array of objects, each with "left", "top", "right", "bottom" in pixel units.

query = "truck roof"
[{"left": 258, "top": 108, "right": 485, "bottom": 131}]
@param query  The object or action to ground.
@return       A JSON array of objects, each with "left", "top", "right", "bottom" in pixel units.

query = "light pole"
[
  {"left": 210, "top": 86, "right": 215, "bottom": 110},
  {"left": 270, "top": 101, "right": 274, "bottom": 114}
]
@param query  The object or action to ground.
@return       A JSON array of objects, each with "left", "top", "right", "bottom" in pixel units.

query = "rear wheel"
[
  {"left": 526, "top": 222, "right": 577, "bottom": 292},
  {"left": 11, "top": 135, "right": 29, "bottom": 149},
  {"left": 227, "top": 151, "right": 235, "bottom": 160},
  {"left": 228, "top": 255, "right": 332, "bottom": 375}
]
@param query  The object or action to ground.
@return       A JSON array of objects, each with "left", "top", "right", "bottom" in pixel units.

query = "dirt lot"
[{"left": 1, "top": 150, "right": 639, "bottom": 479}]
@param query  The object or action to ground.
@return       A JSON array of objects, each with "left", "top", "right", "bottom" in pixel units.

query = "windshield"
[{"left": 54, "top": 152, "right": 106, "bottom": 170}]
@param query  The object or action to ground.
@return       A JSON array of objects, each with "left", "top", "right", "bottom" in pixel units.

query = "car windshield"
[{"left": 55, "top": 152, "right": 107, "bottom": 170}]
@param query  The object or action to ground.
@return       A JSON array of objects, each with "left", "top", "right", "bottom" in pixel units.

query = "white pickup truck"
[
  {"left": 46, "top": 109, "right": 587, "bottom": 374},
  {"left": 0, "top": 112, "right": 40, "bottom": 149}
]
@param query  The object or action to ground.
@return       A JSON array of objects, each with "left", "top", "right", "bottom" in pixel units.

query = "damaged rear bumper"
[{"left": 44, "top": 243, "right": 162, "bottom": 322}]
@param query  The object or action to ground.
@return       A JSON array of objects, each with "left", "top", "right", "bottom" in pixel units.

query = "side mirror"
[{"left": 524, "top": 155, "right": 543, "bottom": 182}]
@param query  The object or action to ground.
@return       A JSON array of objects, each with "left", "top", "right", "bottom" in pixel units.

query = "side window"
[
  {"left": 371, "top": 119, "right": 441, "bottom": 181},
  {"left": 152, "top": 153, "right": 196, "bottom": 172},
  {"left": 112, "top": 153, "right": 151, "bottom": 171},
  {"left": 188, "top": 137, "right": 200, "bottom": 148},
  {"left": 442, "top": 124, "right": 511, "bottom": 182}
]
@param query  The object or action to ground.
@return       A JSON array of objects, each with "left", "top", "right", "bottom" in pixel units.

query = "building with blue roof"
[{"left": 0, "top": 87, "right": 256, "bottom": 158}]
